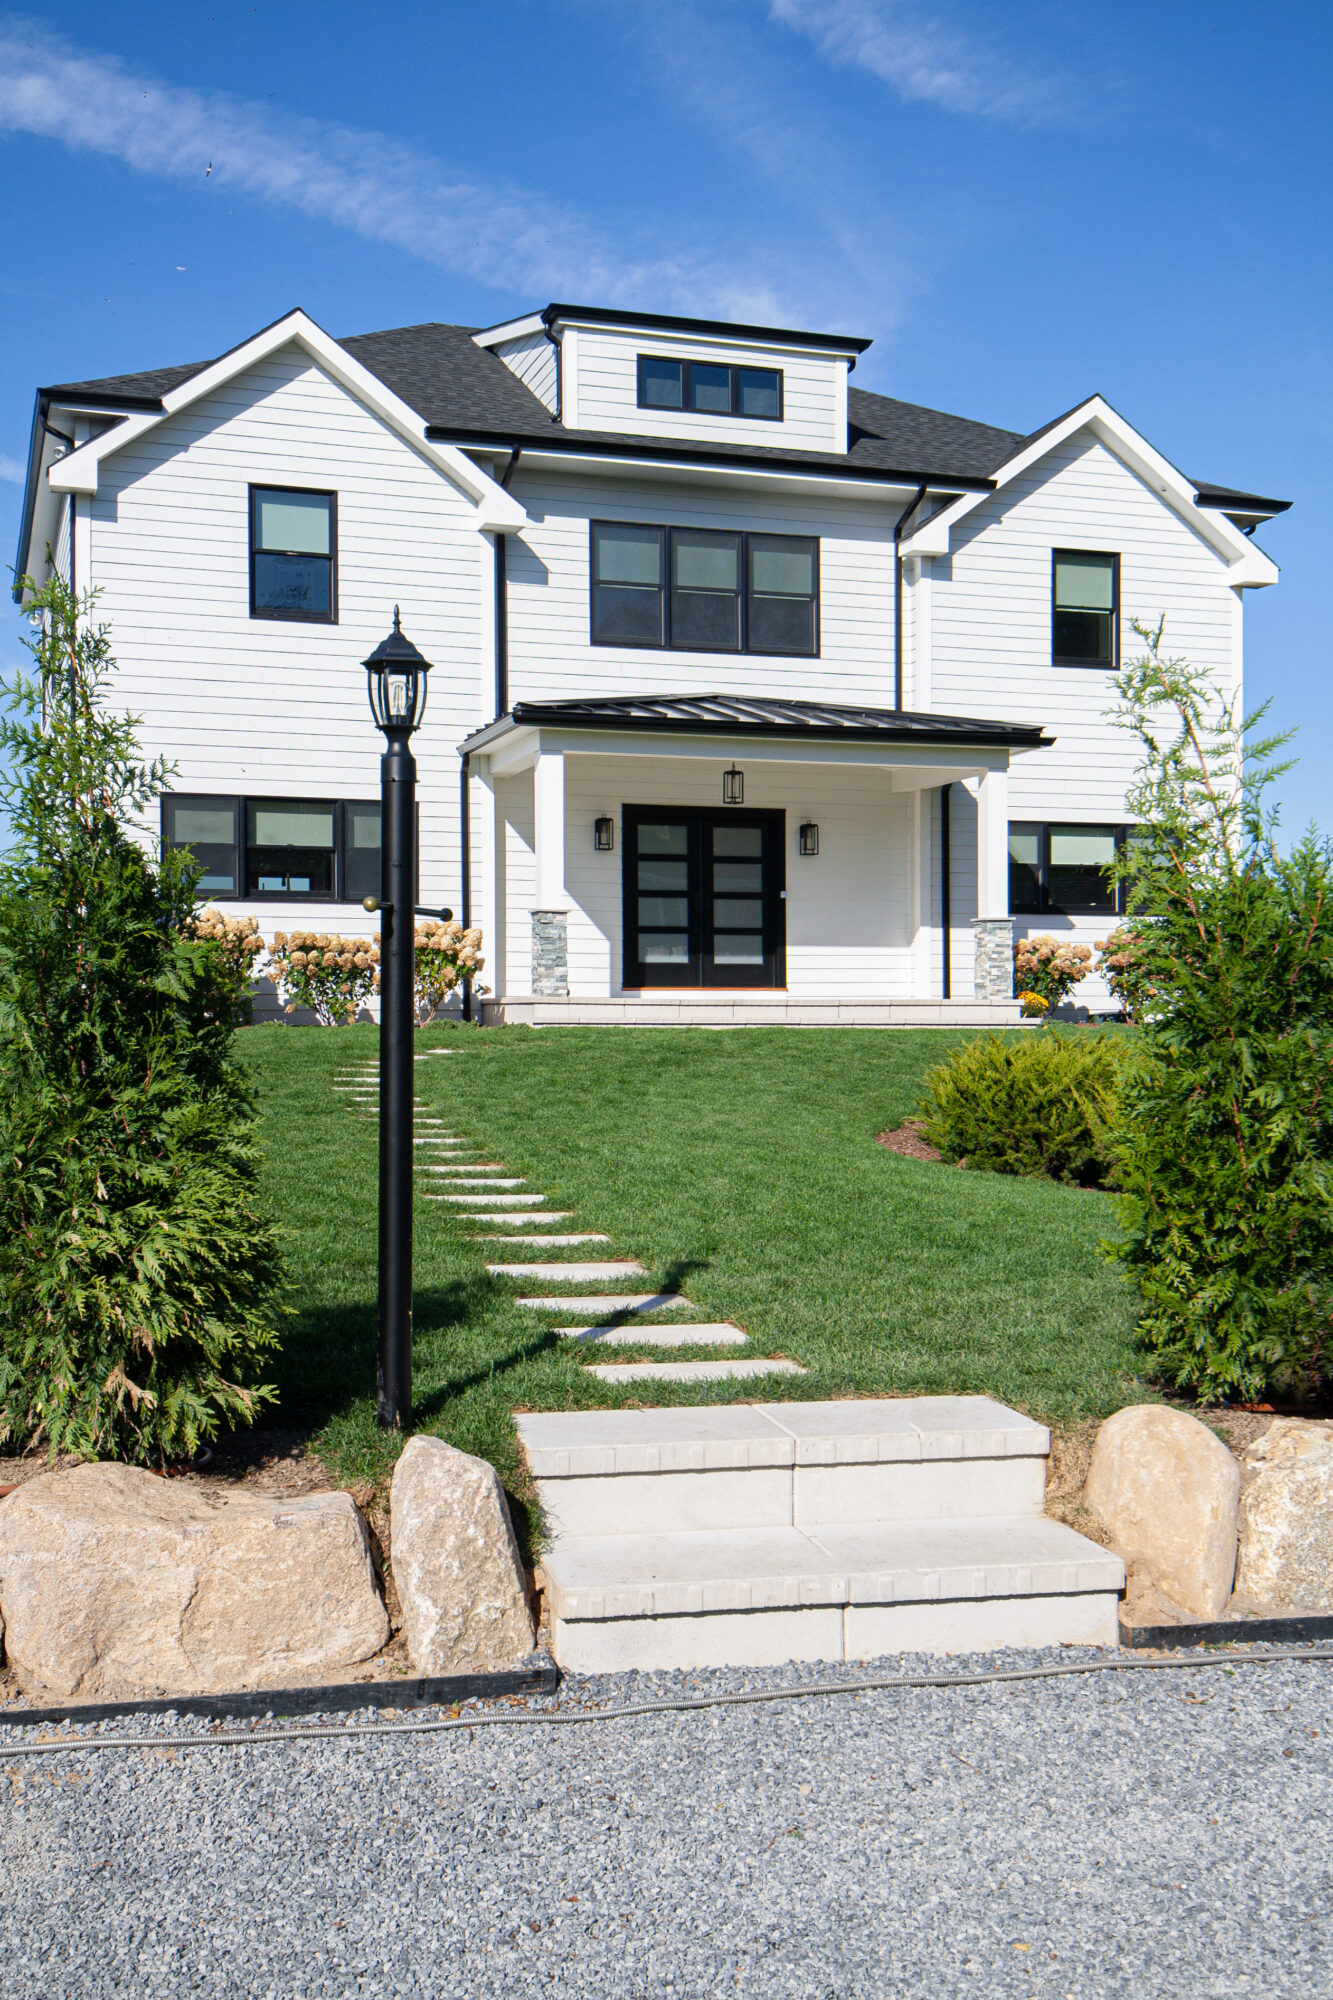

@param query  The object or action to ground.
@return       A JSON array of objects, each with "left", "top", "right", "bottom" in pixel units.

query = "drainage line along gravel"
[{"left": 4, "top": 1642, "right": 1331, "bottom": 1760}]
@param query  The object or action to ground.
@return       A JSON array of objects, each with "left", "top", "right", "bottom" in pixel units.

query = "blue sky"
[{"left": 1, "top": 1, "right": 1329, "bottom": 832}]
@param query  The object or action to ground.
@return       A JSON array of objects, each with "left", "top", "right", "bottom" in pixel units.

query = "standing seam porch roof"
[{"left": 458, "top": 692, "right": 1051, "bottom": 754}]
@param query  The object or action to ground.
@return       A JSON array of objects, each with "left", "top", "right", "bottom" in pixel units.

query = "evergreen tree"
[{"left": 0, "top": 575, "right": 284, "bottom": 1462}]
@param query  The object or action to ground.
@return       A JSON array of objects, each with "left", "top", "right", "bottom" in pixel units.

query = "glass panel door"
[{"left": 623, "top": 808, "right": 784, "bottom": 989}]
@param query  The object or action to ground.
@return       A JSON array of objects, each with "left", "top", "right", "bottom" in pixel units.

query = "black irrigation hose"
[{"left": 3, "top": 1644, "right": 1331, "bottom": 1760}]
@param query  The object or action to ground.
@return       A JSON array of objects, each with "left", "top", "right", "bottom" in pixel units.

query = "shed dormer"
[{"left": 473, "top": 304, "right": 871, "bottom": 455}]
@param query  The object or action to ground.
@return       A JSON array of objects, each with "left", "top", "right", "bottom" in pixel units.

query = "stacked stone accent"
[
  {"left": 971, "top": 917, "right": 1014, "bottom": 1002},
  {"left": 531, "top": 910, "right": 569, "bottom": 997}
]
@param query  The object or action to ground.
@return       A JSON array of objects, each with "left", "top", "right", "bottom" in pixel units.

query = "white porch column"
[
  {"left": 473, "top": 757, "right": 499, "bottom": 1004},
  {"left": 531, "top": 747, "right": 568, "bottom": 997},
  {"left": 972, "top": 764, "right": 1013, "bottom": 1002}
]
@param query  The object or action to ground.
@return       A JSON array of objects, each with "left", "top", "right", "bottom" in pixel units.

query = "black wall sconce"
[
  {"left": 722, "top": 765, "right": 744, "bottom": 805},
  {"left": 799, "top": 822, "right": 820, "bottom": 856},
  {"left": 594, "top": 814, "right": 614, "bottom": 851}
]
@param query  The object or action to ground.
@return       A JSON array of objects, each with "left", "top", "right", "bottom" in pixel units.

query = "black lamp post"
[{"left": 363, "top": 608, "right": 432, "bottom": 1430}]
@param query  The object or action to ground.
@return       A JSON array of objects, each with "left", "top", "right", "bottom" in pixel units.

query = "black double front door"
[{"left": 623, "top": 806, "right": 786, "bottom": 989}]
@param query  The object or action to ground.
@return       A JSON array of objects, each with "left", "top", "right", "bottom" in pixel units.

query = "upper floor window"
[
  {"left": 163, "top": 792, "right": 380, "bottom": 901},
  {"left": 1052, "top": 550, "right": 1118, "bottom": 667},
  {"left": 590, "top": 522, "right": 818, "bottom": 655},
  {"left": 637, "top": 355, "right": 783, "bottom": 422},
  {"left": 1009, "top": 822, "right": 1125, "bottom": 916},
  {"left": 251, "top": 486, "right": 337, "bottom": 622}
]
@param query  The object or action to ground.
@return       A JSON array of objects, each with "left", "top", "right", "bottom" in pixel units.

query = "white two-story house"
[{"left": 13, "top": 301, "right": 1289, "bottom": 1024}]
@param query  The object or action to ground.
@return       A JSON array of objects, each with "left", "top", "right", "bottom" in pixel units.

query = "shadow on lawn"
[{"left": 271, "top": 1273, "right": 509, "bottom": 1417}]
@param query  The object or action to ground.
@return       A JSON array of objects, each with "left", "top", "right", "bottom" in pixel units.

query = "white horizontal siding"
[
  {"left": 567, "top": 326, "right": 847, "bottom": 455},
  {"left": 493, "top": 330, "right": 557, "bottom": 413},
  {"left": 505, "top": 469, "right": 898, "bottom": 710},
  {"left": 931, "top": 433, "right": 1241, "bottom": 820},
  {"left": 88, "top": 345, "right": 490, "bottom": 916}
]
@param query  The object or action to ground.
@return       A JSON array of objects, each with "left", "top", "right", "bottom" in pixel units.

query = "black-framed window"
[
  {"left": 636, "top": 355, "right": 783, "bottom": 421},
  {"left": 1052, "top": 550, "right": 1118, "bottom": 667},
  {"left": 591, "top": 522, "right": 818, "bottom": 655},
  {"left": 1009, "top": 822, "right": 1126, "bottom": 916},
  {"left": 250, "top": 486, "right": 337, "bottom": 622},
  {"left": 162, "top": 793, "right": 380, "bottom": 902}
]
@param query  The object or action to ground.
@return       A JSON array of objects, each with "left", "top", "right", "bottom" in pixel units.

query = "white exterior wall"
[
  {"left": 86, "top": 344, "right": 489, "bottom": 939},
  {"left": 504, "top": 468, "right": 899, "bottom": 710},
  {"left": 492, "top": 751, "right": 917, "bottom": 1001},
  {"left": 930, "top": 432, "right": 1241, "bottom": 820},
  {"left": 492, "top": 330, "right": 558, "bottom": 413},
  {"left": 564, "top": 325, "right": 850, "bottom": 455}
]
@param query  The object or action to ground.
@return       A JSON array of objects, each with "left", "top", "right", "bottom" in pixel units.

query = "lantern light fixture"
[
  {"left": 363, "top": 606, "right": 431, "bottom": 737},
  {"left": 722, "top": 764, "right": 744, "bottom": 806},
  {"left": 594, "top": 814, "right": 615, "bottom": 852},
  {"left": 798, "top": 822, "right": 820, "bottom": 856}
]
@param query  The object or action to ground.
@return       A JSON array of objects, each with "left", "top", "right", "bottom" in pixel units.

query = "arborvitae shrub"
[
  {"left": 0, "top": 576, "right": 284, "bottom": 1463},
  {"left": 917, "top": 1031, "right": 1123, "bottom": 1187}
]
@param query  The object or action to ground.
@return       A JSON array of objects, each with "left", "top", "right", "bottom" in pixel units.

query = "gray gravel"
[{"left": 2, "top": 1644, "right": 1331, "bottom": 1998}]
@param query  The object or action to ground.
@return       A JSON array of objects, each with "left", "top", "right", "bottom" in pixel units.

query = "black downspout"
[
  {"left": 893, "top": 482, "right": 928, "bottom": 711},
  {"left": 940, "top": 782, "right": 952, "bottom": 1001},
  {"left": 460, "top": 752, "right": 473, "bottom": 1023},
  {"left": 494, "top": 533, "right": 508, "bottom": 720}
]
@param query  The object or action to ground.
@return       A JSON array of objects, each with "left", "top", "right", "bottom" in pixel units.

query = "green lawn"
[{"left": 238, "top": 1021, "right": 1150, "bottom": 1544}]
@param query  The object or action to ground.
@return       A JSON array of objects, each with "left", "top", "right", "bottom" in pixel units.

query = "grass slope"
[{"left": 238, "top": 1022, "right": 1147, "bottom": 1535}]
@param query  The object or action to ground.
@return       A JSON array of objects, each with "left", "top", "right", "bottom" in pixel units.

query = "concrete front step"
[
  {"left": 558, "top": 1322, "right": 748, "bottom": 1346},
  {"left": 516, "top": 1293, "right": 691, "bottom": 1313},
  {"left": 585, "top": 1359, "right": 805, "bottom": 1385},
  {"left": 488, "top": 1261, "right": 647, "bottom": 1281},
  {"left": 539, "top": 1517, "right": 1123, "bottom": 1671}
]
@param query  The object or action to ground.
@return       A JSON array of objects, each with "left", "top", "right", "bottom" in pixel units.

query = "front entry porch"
[{"left": 459, "top": 693, "right": 1049, "bottom": 1027}]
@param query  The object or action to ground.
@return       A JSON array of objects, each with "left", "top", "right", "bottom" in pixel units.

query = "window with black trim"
[
  {"left": 591, "top": 522, "right": 818, "bottom": 655},
  {"left": 1052, "top": 550, "right": 1118, "bottom": 667},
  {"left": 162, "top": 793, "right": 380, "bottom": 901},
  {"left": 1008, "top": 822, "right": 1126, "bottom": 916},
  {"left": 250, "top": 486, "right": 336, "bottom": 622},
  {"left": 636, "top": 355, "right": 783, "bottom": 421}
]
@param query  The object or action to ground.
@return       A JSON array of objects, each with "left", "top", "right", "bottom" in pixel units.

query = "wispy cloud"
[
  {"left": 0, "top": 19, "right": 795, "bottom": 323},
  {"left": 769, "top": 0, "right": 1069, "bottom": 125},
  {"left": 0, "top": 454, "right": 25, "bottom": 483}
]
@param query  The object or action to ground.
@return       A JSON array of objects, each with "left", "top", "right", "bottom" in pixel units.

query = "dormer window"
[{"left": 637, "top": 355, "right": 783, "bottom": 421}]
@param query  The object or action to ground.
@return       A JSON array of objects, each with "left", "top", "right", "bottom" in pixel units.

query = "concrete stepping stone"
[
  {"left": 558, "top": 1322, "right": 749, "bottom": 1347},
  {"left": 486, "top": 1261, "right": 646, "bottom": 1281},
  {"left": 429, "top": 1193, "right": 547, "bottom": 1206},
  {"left": 515, "top": 1293, "right": 691, "bottom": 1313},
  {"left": 462, "top": 1210, "right": 572, "bottom": 1224},
  {"left": 423, "top": 1175, "right": 525, "bottom": 1187},
  {"left": 469, "top": 1233, "right": 609, "bottom": 1246},
  {"left": 420, "top": 1161, "right": 507, "bottom": 1172},
  {"left": 416, "top": 1050, "right": 460, "bottom": 1058},
  {"left": 583, "top": 1359, "right": 806, "bottom": 1384}
]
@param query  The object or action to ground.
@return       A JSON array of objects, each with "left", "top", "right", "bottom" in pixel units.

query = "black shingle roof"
[
  {"left": 462, "top": 691, "right": 1048, "bottom": 751},
  {"left": 37, "top": 314, "right": 1288, "bottom": 509}
]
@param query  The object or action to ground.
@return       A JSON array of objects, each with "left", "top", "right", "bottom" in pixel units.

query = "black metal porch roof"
[{"left": 460, "top": 692, "right": 1050, "bottom": 752}]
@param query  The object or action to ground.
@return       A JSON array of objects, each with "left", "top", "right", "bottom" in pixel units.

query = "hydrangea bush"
[
  {"left": 268, "top": 931, "right": 381, "bottom": 1025},
  {"left": 1012, "top": 934, "right": 1094, "bottom": 1011},
  {"left": 413, "top": 918, "right": 485, "bottom": 1025}
]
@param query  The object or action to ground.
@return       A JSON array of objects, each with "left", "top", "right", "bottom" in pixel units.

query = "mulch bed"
[{"left": 875, "top": 1121, "right": 947, "bottom": 1164}]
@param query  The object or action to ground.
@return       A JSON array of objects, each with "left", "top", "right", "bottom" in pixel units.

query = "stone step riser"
[{"left": 534, "top": 1454, "right": 1046, "bottom": 1541}]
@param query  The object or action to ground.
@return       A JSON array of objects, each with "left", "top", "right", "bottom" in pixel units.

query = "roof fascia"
[
  {"left": 428, "top": 431, "right": 991, "bottom": 497},
  {"left": 530, "top": 724, "right": 1019, "bottom": 772},
  {"left": 46, "top": 310, "right": 528, "bottom": 533},
  {"left": 900, "top": 396, "right": 1279, "bottom": 585},
  {"left": 542, "top": 302, "right": 873, "bottom": 356},
  {"left": 472, "top": 314, "right": 546, "bottom": 348}
]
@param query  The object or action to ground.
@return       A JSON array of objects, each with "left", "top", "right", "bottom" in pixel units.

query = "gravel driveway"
[{"left": 2, "top": 1645, "right": 1330, "bottom": 1998}]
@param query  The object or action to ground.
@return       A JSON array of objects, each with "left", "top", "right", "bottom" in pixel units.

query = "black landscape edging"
[
  {"left": 0, "top": 1656, "right": 560, "bottom": 1730},
  {"left": 1120, "top": 1613, "right": 1333, "bottom": 1651}
]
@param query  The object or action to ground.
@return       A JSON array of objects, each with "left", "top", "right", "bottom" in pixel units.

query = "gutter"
[{"left": 893, "top": 483, "right": 929, "bottom": 711}]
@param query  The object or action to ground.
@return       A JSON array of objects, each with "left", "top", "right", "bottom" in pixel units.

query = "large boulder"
[
  {"left": 0, "top": 1464, "right": 388, "bottom": 1698},
  {"left": 1084, "top": 1405, "right": 1239, "bottom": 1620},
  {"left": 390, "top": 1436, "right": 534, "bottom": 1674},
  {"left": 1234, "top": 1421, "right": 1333, "bottom": 1617}
]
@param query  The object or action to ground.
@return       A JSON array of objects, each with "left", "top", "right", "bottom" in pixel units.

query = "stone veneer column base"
[
  {"left": 972, "top": 918, "right": 1014, "bottom": 1003},
  {"left": 531, "top": 910, "right": 569, "bottom": 998}
]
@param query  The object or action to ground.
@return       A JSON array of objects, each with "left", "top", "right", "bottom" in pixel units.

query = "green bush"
[
  {"left": 0, "top": 575, "right": 285, "bottom": 1464},
  {"left": 917, "top": 1031, "right": 1123, "bottom": 1186},
  {"left": 1104, "top": 623, "right": 1333, "bottom": 1402}
]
